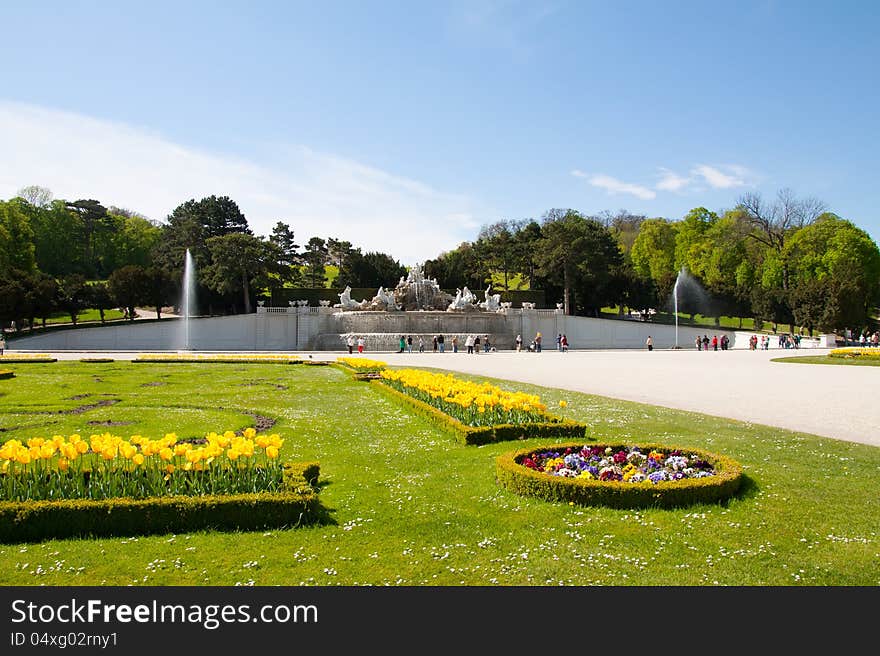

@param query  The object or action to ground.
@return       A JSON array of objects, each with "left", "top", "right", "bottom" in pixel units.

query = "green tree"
[
  {"left": 302, "top": 237, "right": 329, "bottom": 288},
  {"left": 204, "top": 233, "right": 277, "bottom": 314},
  {"left": 27, "top": 200, "right": 84, "bottom": 276},
  {"left": 58, "top": 274, "right": 89, "bottom": 325},
  {"left": 630, "top": 218, "right": 678, "bottom": 301},
  {"left": 87, "top": 281, "right": 115, "bottom": 324},
  {"left": 0, "top": 199, "right": 37, "bottom": 275},
  {"left": 65, "top": 199, "right": 111, "bottom": 276},
  {"left": 269, "top": 221, "right": 302, "bottom": 287},
  {"left": 784, "top": 214, "right": 880, "bottom": 332},
  {"left": 144, "top": 267, "right": 176, "bottom": 319},
  {"left": 108, "top": 266, "right": 149, "bottom": 322}
]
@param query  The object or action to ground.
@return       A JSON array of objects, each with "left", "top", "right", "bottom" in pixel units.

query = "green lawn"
[
  {"left": 0, "top": 361, "right": 877, "bottom": 586},
  {"left": 772, "top": 355, "right": 880, "bottom": 367},
  {"left": 39, "top": 308, "right": 126, "bottom": 325}
]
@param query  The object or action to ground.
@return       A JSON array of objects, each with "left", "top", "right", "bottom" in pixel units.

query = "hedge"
[
  {"left": 0, "top": 461, "right": 323, "bottom": 543},
  {"left": 0, "top": 356, "right": 56, "bottom": 363},
  {"left": 0, "top": 370, "right": 13, "bottom": 379},
  {"left": 369, "top": 380, "right": 589, "bottom": 445},
  {"left": 79, "top": 358, "right": 115, "bottom": 363},
  {"left": 496, "top": 442, "right": 744, "bottom": 509}
]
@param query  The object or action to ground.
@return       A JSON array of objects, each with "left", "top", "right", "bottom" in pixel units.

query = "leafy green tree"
[
  {"left": 86, "top": 281, "right": 115, "bottom": 324},
  {"left": 0, "top": 199, "right": 37, "bottom": 275},
  {"left": 152, "top": 195, "right": 251, "bottom": 273},
  {"left": 630, "top": 218, "right": 677, "bottom": 302},
  {"left": 26, "top": 200, "right": 84, "bottom": 276},
  {"left": 108, "top": 266, "right": 149, "bottom": 322},
  {"left": 784, "top": 214, "right": 880, "bottom": 332},
  {"left": 302, "top": 237, "right": 329, "bottom": 288},
  {"left": 425, "top": 242, "right": 487, "bottom": 291},
  {"left": 475, "top": 221, "right": 519, "bottom": 290},
  {"left": 674, "top": 207, "right": 718, "bottom": 272},
  {"left": 144, "top": 267, "right": 176, "bottom": 319},
  {"left": 65, "top": 199, "right": 111, "bottom": 276},
  {"left": 58, "top": 274, "right": 89, "bottom": 325},
  {"left": 337, "top": 250, "right": 406, "bottom": 289},
  {"left": 204, "top": 233, "right": 277, "bottom": 313},
  {"left": 0, "top": 272, "right": 30, "bottom": 331},
  {"left": 269, "top": 221, "right": 302, "bottom": 287}
]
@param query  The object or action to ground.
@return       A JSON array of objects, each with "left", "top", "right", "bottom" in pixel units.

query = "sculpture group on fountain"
[{"left": 333, "top": 263, "right": 507, "bottom": 314}]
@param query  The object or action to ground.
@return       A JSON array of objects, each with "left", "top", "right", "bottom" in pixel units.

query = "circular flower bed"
[
  {"left": 0, "top": 369, "right": 14, "bottom": 380},
  {"left": 496, "top": 442, "right": 744, "bottom": 509}
]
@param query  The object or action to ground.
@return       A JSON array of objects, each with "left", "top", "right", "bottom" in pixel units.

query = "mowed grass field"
[{"left": 0, "top": 360, "right": 877, "bottom": 586}]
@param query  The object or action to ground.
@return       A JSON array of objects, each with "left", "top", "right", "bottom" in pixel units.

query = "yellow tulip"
[
  {"left": 265, "top": 445, "right": 279, "bottom": 459},
  {"left": 132, "top": 453, "right": 145, "bottom": 466},
  {"left": 159, "top": 447, "right": 174, "bottom": 461}
]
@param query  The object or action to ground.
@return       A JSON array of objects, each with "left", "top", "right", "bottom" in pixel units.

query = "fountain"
[
  {"left": 180, "top": 249, "right": 196, "bottom": 351},
  {"left": 673, "top": 267, "right": 682, "bottom": 349}
]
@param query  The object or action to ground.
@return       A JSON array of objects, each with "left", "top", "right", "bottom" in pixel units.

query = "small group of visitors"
[
  {"left": 695, "top": 334, "right": 729, "bottom": 351},
  {"left": 555, "top": 333, "right": 569, "bottom": 352},
  {"left": 857, "top": 331, "right": 879, "bottom": 347},
  {"left": 346, "top": 335, "right": 366, "bottom": 354}
]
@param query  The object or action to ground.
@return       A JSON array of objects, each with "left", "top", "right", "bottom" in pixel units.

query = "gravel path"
[{"left": 13, "top": 347, "right": 880, "bottom": 447}]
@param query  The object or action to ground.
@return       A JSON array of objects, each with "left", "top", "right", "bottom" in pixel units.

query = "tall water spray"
[
  {"left": 673, "top": 267, "right": 683, "bottom": 348},
  {"left": 181, "top": 249, "right": 196, "bottom": 351}
]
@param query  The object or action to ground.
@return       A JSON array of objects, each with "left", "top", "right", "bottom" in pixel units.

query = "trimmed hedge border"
[
  {"left": 79, "top": 358, "right": 115, "bottom": 363},
  {"left": 0, "top": 369, "right": 13, "bottom": 379},
  {"left": 496, "top": 442, "right": 744, "bottom": 509},
  {"left": 0, "top": 461, "right": 323, "bottom": 543},
  {"left": 369, "top": 379, "right": 589, "bottom": 446}
]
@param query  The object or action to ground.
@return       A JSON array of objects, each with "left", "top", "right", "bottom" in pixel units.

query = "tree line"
[
  {"left": 424, "top": 189, "right": 880, "bottom": 336},
  {"left": 2, "top": 185, "right": 878, "bottom": 337},
  {"left": 0, "top": 186, "right": 407, "bottom": 330}
]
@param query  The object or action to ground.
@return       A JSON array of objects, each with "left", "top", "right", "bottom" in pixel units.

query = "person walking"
[
  {"left": 398, "top": 335, "right": 406, "bottom": 353},
  {"left": 646, "top": 335, "right": 653, "bottom": 351},
  {"left": 561, "top": 334, "right": 569, "bottom": 352},
  {"left": 437, "top": 334, "right": 445, "bottom": 353},
  {"left": 0, "top": 333, "right": 5, "bottom": 355},
  {"left": 407, "top": 335, "right": 413, "bottom": 353},
  {"left": 535, "top": 332, "right": 542, "bottom": 353},
  {"left": 696, "top": 335, "right": 702, "bottom": 351},
  {"left": 515, "top": 334, "right": 523, "bottom": 352},
  {"left": 465, "top": 334, "right": 475, "bottom": 354},
  {"left": 451, "top": 335, "right": 458, "bottom": 353},
  {"left": 484, "top": 335, "right": 491, "bottom": 353},
  {"left": 473, "top": 334, "right": 481, "bottom": 353},
  {"left": 432, "top": 335, "right": 438, "bottom": 352},
  {"left": 712, "top": 335, "right": 718, "bottom": 351},
  {"left": 702, "top": 335, "right": 709, "bottom": 351},
  {"left": 418, "top": 336, "right": 425, "bottom": 353},
  {"left": 356, "top": 336, "right": 365, "bottom": 354},
  {"left": 556, "top": 333, "right": 563, "bottom": 352},
  {"left": 346, "top": 334, "right": 355, "bottom": 354}
]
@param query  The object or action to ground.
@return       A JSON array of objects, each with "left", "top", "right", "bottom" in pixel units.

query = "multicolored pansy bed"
[{"left": 496, "top": 442, "right": 744, "bottom": 509}]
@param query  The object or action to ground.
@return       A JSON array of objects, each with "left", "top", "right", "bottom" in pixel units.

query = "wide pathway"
[
  {"left": 12, "top": 347, "right": 880, "bottom": 448},
  {"left": 353, "top": 348, "right": 880, "bottom": 447}
]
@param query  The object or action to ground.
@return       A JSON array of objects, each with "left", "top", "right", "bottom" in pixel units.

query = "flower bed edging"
[
  {"left": 496, "top": 442, "right": 743, "bottom": 509},
  {"left": 0, "top": 461, "right": 323, "bottom": 543},
  {"left": 0, "top": 370, "right": 13, "bottom": 379},
  {"left": 370, "top": 380, "right": 588, "bottom": 445}
]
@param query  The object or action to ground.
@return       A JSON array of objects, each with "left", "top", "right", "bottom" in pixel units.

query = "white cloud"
[
  {"left": 691, "top": 164, "right": 751, "bottom": 189},
  {"left": 655, "top": 167, "right": 691, "bottom": 192},
  {"left": 0, "top": 101, "right": 482, "bottom": 265},
  {"left": 579, "top": 172, "right": 656, "bottom": 200}
]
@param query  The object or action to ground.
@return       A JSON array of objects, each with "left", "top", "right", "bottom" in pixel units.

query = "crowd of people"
[{"left": 695, "top": 334, "right": 730, "bottom": 351}]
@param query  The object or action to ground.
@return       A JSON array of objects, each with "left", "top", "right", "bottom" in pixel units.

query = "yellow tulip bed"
[
  {"left": 829, "top": 347, "right": 880, "bottom": 359},
  {"left": 133, "top": 353, "right": 302, "bottom": 364},
  {"left": 379, "top": 368, "right": 553, "bottom": 427},
  {"left": 0, "top": 370, "right": 12, "bottom": 379},
  {"left": 0, "top": 428, "right": 287, "bottom": 502},
  {"left": 0, "top": 354, "right": 56, "bottom": 362},
  {"left": 336, "top": 357, "right": 387, "bottom": 371}
]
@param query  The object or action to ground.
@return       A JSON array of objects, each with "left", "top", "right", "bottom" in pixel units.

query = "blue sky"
[{"left": 1, "top": 1, "right": 878, "bottom": 264}]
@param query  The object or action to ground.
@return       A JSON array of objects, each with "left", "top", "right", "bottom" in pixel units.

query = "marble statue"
[
  {"left": 447, "top": 286, "right": 477, "bottom": 312},
  {"left": 335, "top": 286, "right": 367, "bottom": 310},
  {"left": 369, "top": 286, "right": 400, "bottom": 311},
  {"left": 479, "top": 285, "right": 502, "bottom": 312}
]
